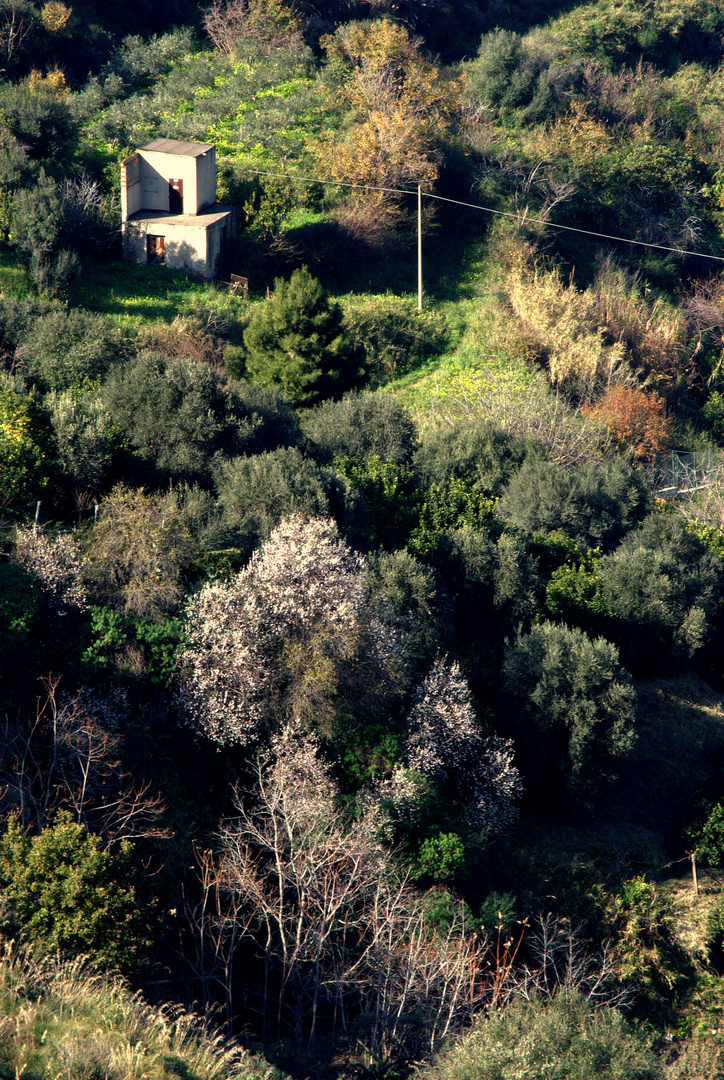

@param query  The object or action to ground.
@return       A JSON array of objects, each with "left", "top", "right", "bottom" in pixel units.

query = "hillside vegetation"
[{"left": 5, "top": 1, "right": 724, "bottom": 1078}]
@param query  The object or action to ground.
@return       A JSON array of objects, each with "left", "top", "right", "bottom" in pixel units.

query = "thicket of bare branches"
[
  {"left": 0, "top": 675, "right": 167, "bottom": 846},
  {"left": 203, "top": 0, "right": 301, "bottom": 54},
  {"left": 181, "top": 730, "right": 521, "bottom": 1062}
]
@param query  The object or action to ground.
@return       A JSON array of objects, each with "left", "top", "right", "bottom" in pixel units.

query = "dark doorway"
[
  {"left": 147, "top": 234, "right": 166, "bottom": 264},
  {"left": 169, "top": 178, "right": 183, "bottom": 214}
]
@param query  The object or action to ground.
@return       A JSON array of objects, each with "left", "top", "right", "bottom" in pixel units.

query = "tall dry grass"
[{"left": 0, "top": 944, "right": 282, "bottom": 1080}]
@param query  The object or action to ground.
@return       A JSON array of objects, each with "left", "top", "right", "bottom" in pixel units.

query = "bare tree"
[
  {"left": 181, "top": 728, "right": 521, "bottom": 1062},
  {"left": 0, "top": 675, "right": 167, "bottom": 846}
]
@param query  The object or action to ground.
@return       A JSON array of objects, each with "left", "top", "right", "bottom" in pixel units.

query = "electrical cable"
[{"left": 238, "top": 166, "right": 724, "bottom": 263}]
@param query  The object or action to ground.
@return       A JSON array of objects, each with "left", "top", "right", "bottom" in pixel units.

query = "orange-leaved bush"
[{"left": 584, "top": 385, "right": 673, "bottom": 461}]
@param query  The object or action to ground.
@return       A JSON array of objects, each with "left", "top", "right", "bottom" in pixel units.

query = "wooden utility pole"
[{"left": 418, "top": 184, "right": 423, "bottom": 312}]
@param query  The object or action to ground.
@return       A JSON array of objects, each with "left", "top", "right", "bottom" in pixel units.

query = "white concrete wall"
[
  {"left": 123, "top": 219, "right": 213, "bottom": 277},
  {"left": 120, "top": 153, "right": 142, "bottom": 219},
  {"left": 140, "top": 151, "right": 198, "bottom": 213},
  {"left": 196, "top": 147, "right": 216, "bottom": 210}
]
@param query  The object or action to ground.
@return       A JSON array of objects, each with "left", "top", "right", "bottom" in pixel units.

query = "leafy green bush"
[
  {"left": 597, "top": 513, "right": 723, "bottom": 670},
  {"left": 414, "top": 418, "right": 544, "bottom": 498},
  {"left": 340, "top": 294, "right": 450, "bottom": 384},
  {"left": 0, "top": 813, "right": 153, "bottom": 975},
  {"left": 0, "top": 81, "right": 77, "bottom": 161},
  {"left": 419, "top": 992, "right": 661, "bottom": 1080},
  {"left": 408, "top": 480, "right": 496, "bottom": 559},
  {"left": 103, "top": 351, "right": 251, "bottom": 482},
  {"left": 334, "top": 454, "right": 417, "bottom": 550},
  {"left": 19, "top": 308, "right": 122, "bottom": 392},
  {"left": 48, "top": 387, "right": 115, "bottom": 493},
  {"left": 244, "top": 267, "right": 355, "bottom": 406},
  {"left": 497, "top": 459, "right": 649, "bottom": 551},
  {"left": 82, "top": 606, "right": 185, "bottom": 687},
  {"left": 503, "top": 620, "right": 637, "bottom": 802},
  {"left": 303, "top": 391, "right": 417, "bottom": 465},
  {"left": 213, "top": 447, "right": 332, "bottom": 557},
  {"left": 0, "top": 384, "right": 52, "bottom": 505}
]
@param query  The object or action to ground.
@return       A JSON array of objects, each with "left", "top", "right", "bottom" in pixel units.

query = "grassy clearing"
[{"left": 0, "top": 945, "right": 284, "bottom": 1080}]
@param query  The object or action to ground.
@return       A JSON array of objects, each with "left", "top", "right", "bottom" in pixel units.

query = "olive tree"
[{"left": 503, "top": 620, "right": 637, "bottom": 803}]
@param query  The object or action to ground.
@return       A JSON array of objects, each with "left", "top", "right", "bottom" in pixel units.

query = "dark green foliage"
[
  {"left": 0, "top": 295, "right": 53, "bottom": 363},
  {"left": 0, "top": 813, "right": 153, "bottom": 976},
  {"left": 706, "top": 888, "right": 724, "bottom": 970},
  {"left": 82, "top": 606, "right": 185, "bottom": 687},
  {"left": 334, "top": 454, "right": 418, "bottom": 550},
  {"left": 413, "top": 831, "right": 466, "bottom": 883},
  {"left": 304, "top": 391, "right": 417, "bottom": 465},
  {"left": 497, "top": 459, "right": 649, "bottom": 551},
  {"left": 503, "top": 620, "right": 637, "bottom": 803},
  {"left": 366, "top": 548, "right": 440, "bottom": 676},
  {"left": 0, "top": 132, "right": 36, "bottom": 238},
  {"left": 420, "top": 992, "right": 662, "bottom": 1080},
  {"left": 103, "top": 353, "right": 278, "bottom": 483},
  {"left": 340, "top": 295, "right": 450, "bottom": 383},
  {"left": 0, "top": 561, "right": 38, "bottom": 668},
  {"left": 0, "top": 82, "right": 78, "bottom": 161},
  {"left": 226, "top": 378, "right": 302, "bottom": 454},
  {"left": 685, "top": 802, "right": 724, "bottom": 867},
  {"left": 10, "top": 169, "right": 61, "bottom": 260},
  {"left": 244, "top": 267, "right": 354, "bottom": 406},
  {"left": 597, "top": 513, "right": 723, "bottom": 671},
  {"left": 20, "top": 308, "right": 122, "bottom": 392},
  {"left": 414, "top": 418, "right": 544, "bottom": 498},
  {"left": 213, "top": 447, "right": 331, "bottom": 556},
  {"left": 465, "top": 29, "right": 581, "bottom": 122},
  {"left": 408, "top": 480, "right": 496, "bottom": 559}
]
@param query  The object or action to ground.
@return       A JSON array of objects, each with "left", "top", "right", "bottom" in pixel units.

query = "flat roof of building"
[{"left": 140, "top": 139, "right": 214, "bottom": 157}]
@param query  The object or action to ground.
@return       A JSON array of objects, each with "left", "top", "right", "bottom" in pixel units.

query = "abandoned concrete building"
[{"left": 121, "top": 139, "right": 237, "bottom": 279}]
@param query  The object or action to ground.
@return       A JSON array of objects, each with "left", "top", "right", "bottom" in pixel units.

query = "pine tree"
[{"left": 243, "top": 266, "right": 353, "bottom": 406}]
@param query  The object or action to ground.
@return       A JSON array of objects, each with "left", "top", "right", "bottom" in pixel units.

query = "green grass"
[
  {"left": 74, "top": 260, "right": 227, "bottom": 328},
  {"left": 0, "top": 248, "right": 32, "bottom": 297}
]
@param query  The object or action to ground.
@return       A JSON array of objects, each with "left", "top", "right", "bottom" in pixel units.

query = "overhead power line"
[{"left": 239, "top": 166, "right": 724, "bottom": 264}]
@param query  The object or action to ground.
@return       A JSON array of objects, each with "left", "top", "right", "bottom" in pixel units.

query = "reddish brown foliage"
[{"left": 584, "top": 385, "right": 673, "bottom": 461}]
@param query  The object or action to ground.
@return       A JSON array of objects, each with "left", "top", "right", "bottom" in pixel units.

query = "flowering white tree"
[
  {"left": 399, "top": 657, "right": 522, "bottom": 834},
  {"left": 14, "top": 526, "right": 87, "bottom": 612},
  {"left": 178, "top": 515, "right": 388, "bottom": 745}
]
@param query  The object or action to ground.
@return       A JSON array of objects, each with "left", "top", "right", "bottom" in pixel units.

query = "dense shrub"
[
  {"left": 49, "top": 388, "right": 115, "bottom": 493},
  {"left": 419, "top": 992, "right": 661, "bottom": 1080},
  {"left": 19, "top": 308, "right": 122, "bottom": 392},
  {"left": 503, "top": 620, "right": 637, "bottom": 802},
  {"left": 0, "top": 812, "right": 152, "bottom": 975},
  {"left": 304, "top": 391, "right": 417, "bottom": 465},
  {"left": 597, "top": 513, "right": 723, "bottom": 670},
  {"left": 82, "top": 485, "right": 197, "bottom": 616},
  {"left": 414, "top": 418, "right": 544, "bottom": 497},
  {"left": 340, "top": 295, "right": 450, "bottom": 384},
  {"left": 103, "top": 353, "right": 280, "bottom": 482},
  {"left": 0, "top": 384, "right": 52, "bottom": 506},
  {"left": 497, "top": 458, "right": 649, "bottom": 551},
  {"left": 213, "top": 447, "right": 332, "bottom": 557},
  {"left": 0, "top": 81, "right": 77, "bottom": 161},
  {"left": 244, "top": 267, "right": 354, "bottom": 406}
]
